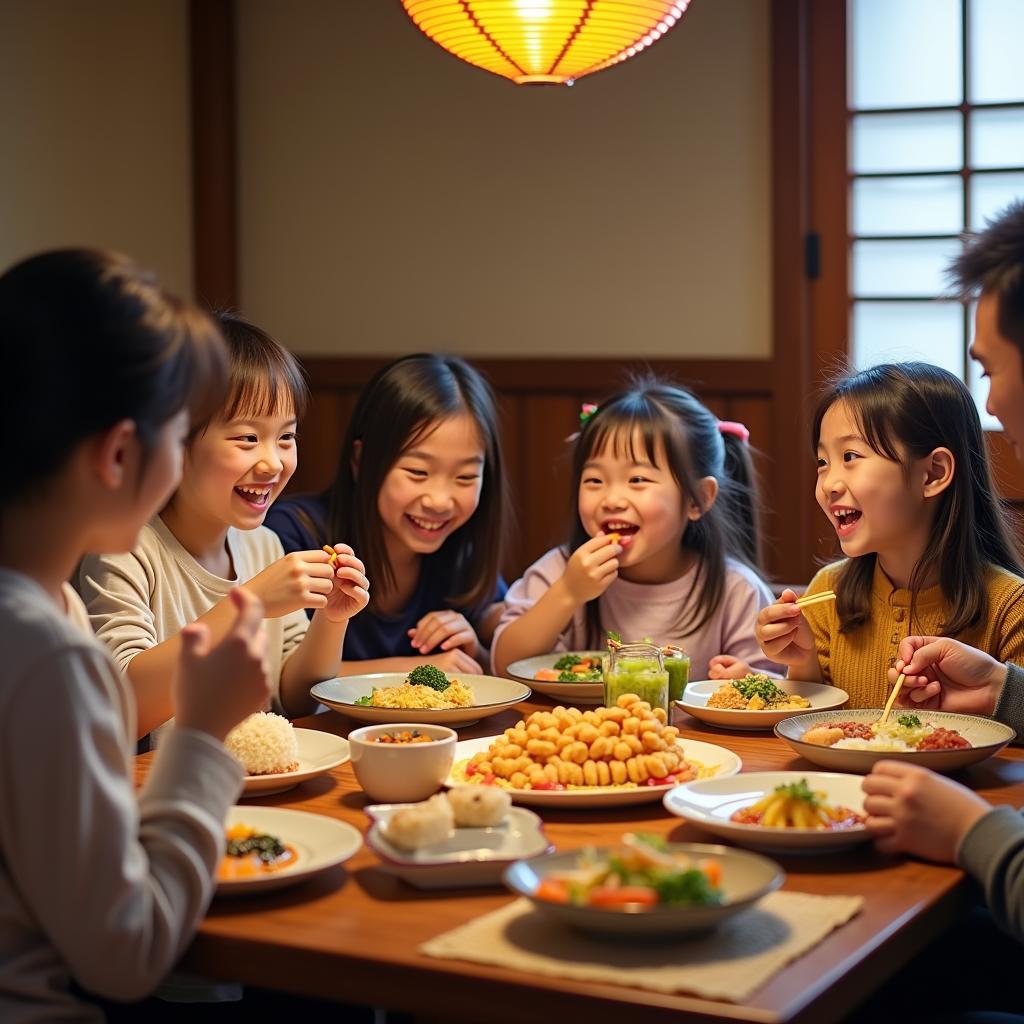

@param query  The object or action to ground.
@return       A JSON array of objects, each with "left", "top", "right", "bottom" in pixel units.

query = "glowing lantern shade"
[{"left": 400, "top": 1, "right": 691, "bottom": 86}]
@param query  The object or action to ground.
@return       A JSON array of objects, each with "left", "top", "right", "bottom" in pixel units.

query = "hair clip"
[
  {"left": 717, "top": 420, "right": 750, "bottom": 443},
  {"left": 579, "top": 402, "right": 598, "bottom": 426}
]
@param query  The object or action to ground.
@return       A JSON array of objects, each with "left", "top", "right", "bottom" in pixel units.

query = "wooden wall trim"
[{"left": 189, "top": 0, "right": 237, "bottom": 309}]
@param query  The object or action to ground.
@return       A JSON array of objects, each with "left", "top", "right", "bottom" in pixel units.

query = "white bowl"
[
  {"left": 679, "top": 679, "right": 849, "bottom": 731},
  {"left": 365, "top": 803, "right": 552, "bottom": 889},
  {"left": 504, "top": 843, "right": 784, "bottom": 937},
  {"left": 775, "top": 709, "right": 1016, "bottom": 774},
  {"left": 312, "top": 673, "right": 531, "bottom": 727},
  {"left": 348, "top": 723, "right": 457, "bottom": 803},
  {"left": 663, "top": 771, "right": 871, "bottom": 854}
]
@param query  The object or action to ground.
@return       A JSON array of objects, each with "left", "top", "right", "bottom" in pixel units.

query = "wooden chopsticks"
[
  {"left": 878, "top": 672, "right": 906, "bottom": 724},
  {"left": 794, "top": 589, "right": 836, "bottom": 610}
]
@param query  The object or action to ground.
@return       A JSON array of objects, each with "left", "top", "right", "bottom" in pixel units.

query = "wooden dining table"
[{"left": 135, "top": 698, "right": 1024, "bottom": 1024}]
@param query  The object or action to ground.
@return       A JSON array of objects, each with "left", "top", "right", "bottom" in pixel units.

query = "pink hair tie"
[
  {"left": 718, "top": 420, "right": 750, "bottom": 443},
  {"left": 579, "top": 402, "right": 598, "bottom": 426}
]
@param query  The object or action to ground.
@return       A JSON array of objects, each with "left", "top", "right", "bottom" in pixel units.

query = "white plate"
[
  {"left": 217, "top": 806, "right": 362, "bottom": 896},
  {"left": 678, "top": 679, "right": 849, "bottom": 731},
  {"left": 505, "top": 653, "right": 605, "bottom": 704},
  {"left": 241, "top": 729, "right": 350, "bottom": 796},
  {"left": 504, "top": 843, "right": 784, "bottom": 937},
  {"left": 364, "top": 804, "right": 552, "bottom": 888},
  {"left": 446, "top": 735, "right": 742, "bottom": 807},
  {"left": 663, "top": 771, "right": 870, "bottom": 853},
  {"left": 311, "top": 673, "right": 532, "bottom": 727},
  {"left": 775, "top": 709, "right": 1016, "bottom": 774}
]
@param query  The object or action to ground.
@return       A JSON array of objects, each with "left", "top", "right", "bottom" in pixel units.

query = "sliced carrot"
[
  {"left": 571, "top": 664, "right": 591, "bottom": 674},
  {"left": 535, "top": 669, "right": 561, "bottom": 681},
  {"left": 699, "top": 858, "right": 723, "bottom": 888},
  {"left": 535, "top": 879, "right": 571, "bottom": 903},
  {"left": 588, "top": 886, "right": 658, "bottom": 908}
]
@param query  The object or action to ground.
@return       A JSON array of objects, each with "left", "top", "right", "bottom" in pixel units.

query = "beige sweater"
[
  {"left": 77, "top": 515, "right": 308, "bottom": 738},
  {"left": 0, "top": 570, "right": 242, "bottom": 1021}
]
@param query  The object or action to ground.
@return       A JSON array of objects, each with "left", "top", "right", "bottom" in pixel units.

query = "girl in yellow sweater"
[{"left": 755, "top": 362, "right": 1024, "bottom": 707}]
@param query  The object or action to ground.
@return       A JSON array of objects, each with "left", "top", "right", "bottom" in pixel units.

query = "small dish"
[
  {"left": 349, "top": 723, "right": 456, "bottom": 803},
  {"left": 311, "top": 673, "right": 531, "bottom": 727},
  {"left": 447, "top": 735, "right": 742, "bottom": 808},
  {"left": 365, "top": 803, "right": 552, "bottom": 889},
  {"left": 678, "top": 679, "right": 849, "bottom": 731},
  {"left": 504, "top": 843, "right": 783, "bottom": 937},
  {"left": 663, "top": 770, "right": 871, "bottom": 853},
  {"left": 216, "top": 806, "right": 361, "bottom": 896},
  {"left": 505, "top": 653, "right": 605, "bottom": 704},
  {"left": 241, "top": 729, "right": 350, "bottom": 796},
  {"left": 775, "top": 709, "right": 1016, "bottom": 774}
]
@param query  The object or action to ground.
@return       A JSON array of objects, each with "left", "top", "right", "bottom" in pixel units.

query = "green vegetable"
[
  {"left": 897, "top": 713, "right": 922, "bottom": 728},
  {"left": 775, "top": 778, "right": 817, "bottom": 804},
  {"left": 650, "top": 868, "right": 721, "bottom": 906},
  {"left": 557, "top": 668, "right": 602, "bottom": 681},
  {"left": 607, "top": 631, "right": 622, "bottom": 644},
  {"left": 354, "top": 690, "right": 376, "bottom": 706},
  {"left": 554, "top": 654, "right": 583, "bottom": 670},
  {"left": 733, "top": 673, "right": 787, "bottom": 702},
  {"left": 407, "top": 664, "right": 450, "bottom": 691},
  {"left": 226, "top": 832, "right": 286, "bottom": 864},
  {"left": 632, "top": 832, "right": 668, "bottom": 853}
]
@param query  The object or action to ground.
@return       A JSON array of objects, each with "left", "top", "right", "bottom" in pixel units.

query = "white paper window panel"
[
  {"left": 969, "top": 0, "right": 1024, "bottom": 104},
  {"left": 849, "top": 0, "right": 962, "bottom": 110},
  {"left": 851, "top": 302, "right": 964, "bottom": 378},
  {"left": 853, "top": 239, "right": 965, "bottom": 297},
  {"left": 970, "top": 108, "right": 1024, "bottom": 169},
  {"left": 970, "top": 173, "right": 1024, "bottom": 229},
  {"left": 852, "top": 176, "right": 963, "bottom": 235},
  {"left": 852, "top": 112, "right": 963, "bottom": 174}
]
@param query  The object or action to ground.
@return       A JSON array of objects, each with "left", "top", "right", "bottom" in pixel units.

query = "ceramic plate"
[
  {"left": 775, "top": 709, "right": 1016, "bottom": 774},
  {"left": 678, "top": 679, "right": 849, "bottom": 731},
  {"left": 663, "top": 771, "right": 870, "bottom": 853},
  {"left": 504, "top": 843, "right": 783, "bottom": 937},
  {"left": 311, "top": 673, "right": 531, "bottom": 727},
  {"left": 216, "top": 805, "right": 361, "bottom": 896},
  {"left": 505, "top": 653, "right": 605, "bottom": 704},
  {"left": 446, "top": 735, "right": 741, "bottom": 807},
  {"left": 364, "top": 803, "right": 552, "bottom": 889},
  {"left": 241, "top": 729, "right": 350, "bottom": 796}
]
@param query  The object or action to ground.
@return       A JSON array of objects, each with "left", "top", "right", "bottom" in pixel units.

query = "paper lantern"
[{"left": 400, "top": 1, "right": 691, "bottom": 86}]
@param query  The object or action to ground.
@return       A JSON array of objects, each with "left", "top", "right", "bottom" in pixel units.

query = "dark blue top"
[{"left": 264, "top": 492, "right": 507, "bottom": 662}]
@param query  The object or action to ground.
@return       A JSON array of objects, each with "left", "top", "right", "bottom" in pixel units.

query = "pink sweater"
[{"left": 493, "top": 547, "right": 780, "bottom": 680}]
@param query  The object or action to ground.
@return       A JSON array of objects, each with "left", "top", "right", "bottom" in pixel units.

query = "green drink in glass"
[
  {"left": 603, "top": 642, "right": 669, "bottom": 714},
  {"left": 665, "top": 648, "right": 690, "bottom": 705}
]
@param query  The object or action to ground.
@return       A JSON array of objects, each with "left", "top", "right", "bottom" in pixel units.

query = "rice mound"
[{"left": 225, "top": 711, "right": 300, "bottom": 775}]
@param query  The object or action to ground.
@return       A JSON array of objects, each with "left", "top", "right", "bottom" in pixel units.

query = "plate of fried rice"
[
  {"left": 311, "top": 671, "right": 531, "bottom": 727},
  {"left": 775, "top": 708, "right": 1015, "bottom": 773},
  {"left": 679, "top": 676, "right": 849, "bottom": 730}
]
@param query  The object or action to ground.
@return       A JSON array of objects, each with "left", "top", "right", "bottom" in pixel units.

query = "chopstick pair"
[{"left": 794, "top": 589, "right": 836, "bottom": 610}]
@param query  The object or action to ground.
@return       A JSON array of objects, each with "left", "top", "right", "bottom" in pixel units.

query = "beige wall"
[
  {"left": 237, "top": 0, "right": 771, "bottom": 358},
  {"left": 0, "top": 0, "right": 193, "bottom": 297}
]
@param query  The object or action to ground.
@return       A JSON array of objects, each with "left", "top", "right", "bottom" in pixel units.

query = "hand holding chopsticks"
[
  {"left": 878, "top": 672, "right": 907, "bottom": 724},
  {"left": 794, "top": 589, "right": 836, "bottom": 610}
]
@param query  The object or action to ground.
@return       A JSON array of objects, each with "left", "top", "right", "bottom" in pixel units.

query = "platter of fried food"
[
  {"left": 775, "top": 709, "right": 1015, "bottom": 773},
  {"left": 679, "top": 674, "right": 849, "bottom": 730},
  {"left": 446, "top": 693, "right": 741, "bottom": 807},
  {"left": 663, "top": 771, "right": 870, "bottom": 853},
  {"left": 505, "top": 652, "right": 605, "bottom": 704}
]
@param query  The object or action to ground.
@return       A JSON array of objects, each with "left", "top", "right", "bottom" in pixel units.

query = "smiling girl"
[
  {"left": 755, "top": 362, "right": 1024, "bottom": 707},
  {"left": 78, "top": 311, "right": 369, "bottom": 740},
  {"left": 265, "top": 354, "right": 508, "bottom": 675},
  {"left": 491, "top": 378, "right": 779, "bottom": 680}
]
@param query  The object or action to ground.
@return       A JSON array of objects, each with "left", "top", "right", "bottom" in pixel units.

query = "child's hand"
[
  {"left": 562, "top": 534, "right": 621, "bottom": 605},
  {"left": 708, "top": 655, "right": 753, "bottom": 680},
  {"left": 408, "top": 610, "right": 480, "bottom": 658},
  {"left": 174, "top": 587, "right": 271, "bottom": 743},
  {"left": 248, "top": 549, "right": 336, "bottom": 617},
  {"left": 418, "top": 648, "right": 483, "bottom": 675},
  {"left": 890, "top": 636, "right": 1007, "bottom": 716},
  {"left": 862, "top": 760, "right": 990, "bottom": 862},
  {"left": 755, "top": 589, "right": 815, "bottom": 665},
  {"left": 322, "top": 544, "right": 370, "bottom": 623}
]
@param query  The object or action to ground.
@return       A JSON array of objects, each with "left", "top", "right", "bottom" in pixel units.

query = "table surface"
[{"left": 135, "top": 699, "right": 1024, "bottom": 1024}]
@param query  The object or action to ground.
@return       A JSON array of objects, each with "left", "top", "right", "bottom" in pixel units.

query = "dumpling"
[
  {"left": 447, "top": 785, "right": 511, "bottom": 827},
  {"left": 383, "top": 793, "right": 454, "bottom": 851}
]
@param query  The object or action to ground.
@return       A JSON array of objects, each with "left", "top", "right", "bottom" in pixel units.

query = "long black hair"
[
  {"left": 326, "top": 354, "right": 508, "bottom": 614},
  {"left": 570, "top": 376, "right": 764, "bottom": 646},
  {"left": 812, "top": 362, "right": 1021, "bottom": 634},
  {"left": 0, "top": 248, "right": 226, "bottom": 508}
]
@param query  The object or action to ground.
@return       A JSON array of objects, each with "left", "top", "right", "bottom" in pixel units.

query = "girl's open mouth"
[
  {"left": 832, "top": 508, "right": 862, "bottom": 537},
  {"left": 604, "top": 522, "right": 639, "bottom": 548},
  {"left": 234, "top": 485, "right": 272, "bottom": 510},
  {"left": 406, "top": 514, "right": 450, "bottom": 537}
]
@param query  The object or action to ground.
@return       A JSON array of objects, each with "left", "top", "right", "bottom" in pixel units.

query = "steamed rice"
[
  {"left": 224, "top": 711, "right": 299, "bottom": 775},
  {"left": 833, "top": 737, "right": 911, "bottom": 752}
]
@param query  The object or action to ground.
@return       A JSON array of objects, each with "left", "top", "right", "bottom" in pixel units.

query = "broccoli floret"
[
  {"left": 897, "top": 713, "right": 922, "bottom": 729},
  {"left": 553, "top": 654, "right": 583, "bottom": 671},
  {"left": 407, "top": 664, "right": 450, "bottom": 691}
]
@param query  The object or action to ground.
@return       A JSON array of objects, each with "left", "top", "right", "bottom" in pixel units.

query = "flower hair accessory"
[
  {"left": 579, "top": 402, "right": 598, "bottom": 426},
  {"left": 717, "top": 420, "right": 750, "bottom": 443}
]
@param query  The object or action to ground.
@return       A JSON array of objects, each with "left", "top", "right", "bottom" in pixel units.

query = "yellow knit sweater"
[{"left": 801, "top": 559, "right": 1024, "bottom": 708}]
